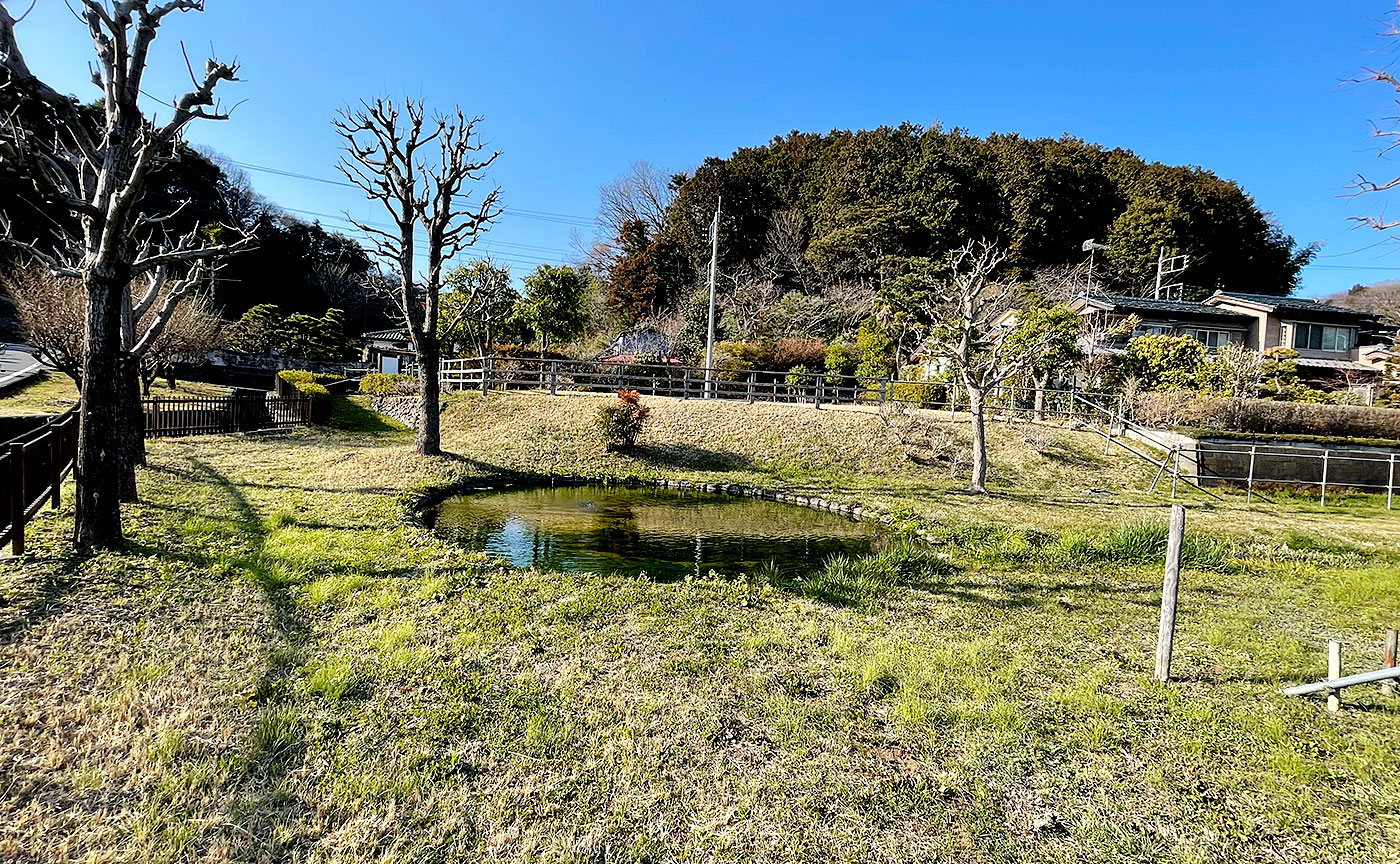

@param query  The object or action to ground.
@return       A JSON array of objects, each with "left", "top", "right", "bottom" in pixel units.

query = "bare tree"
[
  {"left": 136, "top": 288, "right": 221, "bottom": 393},
  {"left": 337, "top": 98, "right": 500, "bottom": 456},
  {"left": 1348, "top": 5, "right": 1400, "bottom": 230},
  {"left": 910, "top": 240, "right": 1065, "bottom": 494},
  {"left": 598, "top": 160, "right": 672, "bottom": 241},
  {"left": 0, "top": 1, "right": 253, "bottom": 549},
  {"left": 7, "top": 264, "right": 222, "bottom": 393},
  {"left": 6, "top": 267, "right": 85, "bottom": 384}
]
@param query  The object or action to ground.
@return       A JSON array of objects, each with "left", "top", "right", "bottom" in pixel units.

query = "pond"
[{"left": 430, "top": 485, "right": 889, "bottom": 581}]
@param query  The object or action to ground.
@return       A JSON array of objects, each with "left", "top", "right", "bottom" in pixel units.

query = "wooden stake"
[
  {"left": 1154, "top": 504, "right": 1186, "bottom": 682},
  {"left": 1328, "top": 640, "right": 1342, "bottom": 713},
  {"left": 1384, "top": 629, "right": 1398, "bottom": 698}
]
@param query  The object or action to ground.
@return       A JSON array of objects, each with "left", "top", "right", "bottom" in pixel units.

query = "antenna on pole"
[
  {"left": 703, "top": 197, "right": 722, "bottom": 399},
  {"left": 1153, "top": 247, "right": 1189, "bottom": 300},
  {"left": 1082, "top": 239, "right": 1108, "bottom": 293}
]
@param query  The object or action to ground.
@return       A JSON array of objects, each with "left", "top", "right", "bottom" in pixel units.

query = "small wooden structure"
[{"left": 1283, "top": 629, "right": 1400, "bottom": 712}]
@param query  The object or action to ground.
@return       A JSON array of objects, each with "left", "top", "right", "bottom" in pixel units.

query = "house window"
[
  {"left": 1292, "top": 323, "right": 1354, "bottom": 352},
  {"left": 1182, "top": 328, "right": 1240, "bottom": 349},
  {"left": 1134, "top": 324, "right": 1173, "bottom": 337}
]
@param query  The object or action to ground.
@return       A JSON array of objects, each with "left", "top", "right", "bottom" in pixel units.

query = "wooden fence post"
[
  {"left": 1320, "top": 449, "right": 1330, "bottom": 507},
  {"left": 1383, "top": 628, "right": 1398, "bottom": 698},
  {"left": 814, "top": 375, "right": 824, "bottom": 409},
  {"left": 1388, "top": 453, "right": 1395, "bottom": 511},
  {"left": 747, "top": 371, "right": 756, "bottom": 404},
  {"left": 1154, "top": 504, "right": 1186, "bottom": 682},
  {"left": 549, "top": 361, "right": 558, "bottom": 396},
  {"left": 1328, "top": 640, "right": 1342, "bottom": 713},
  {"left": 1170, "top": 446, "right": 1181, "bottom": 500},
  {"left": 682, "top": 367, "right": 690, "bottom": 400},
  {"left": 9, "top": 442, "right": 25, "bottom": 556},
  {"left": 879, "top": 377, "right": 889, "bottom": 405},
  {"left": 49, "top": 427, "right": 60, "bottom": 509},
  {"left": 1246, "top": 445, "right": 1257, "bottom": 504}
]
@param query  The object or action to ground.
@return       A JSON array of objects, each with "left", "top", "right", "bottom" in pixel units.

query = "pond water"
[{"left": 431, "top": 485, "right": 888, "bottom": 581}]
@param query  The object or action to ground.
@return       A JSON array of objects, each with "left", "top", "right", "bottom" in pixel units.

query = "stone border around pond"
[{"left": 406, "top": 473, "right": 942, "bottom": 545}]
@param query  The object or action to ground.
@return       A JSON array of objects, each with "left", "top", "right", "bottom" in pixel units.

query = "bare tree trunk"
[
  {"left": 75, "top": 273, "right": 127, "bottom": 550},
  {"left": 967, "top": 385, "right": 988, "bottom": 494},
  {"left": 416, "top": 335, "right": 442, "bottom": 456}
]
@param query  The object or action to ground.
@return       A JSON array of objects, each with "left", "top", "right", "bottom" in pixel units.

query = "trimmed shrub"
[
  {"left": 275, "top": 370, "right": 342, "bottom": 424},
  {"left": 596, "top": 390, "right": 650, "bottom": 451},
  {"left": 1135, "top": 392, "right": 1400, "bottom": 441},
  {"left": 359, "top": 372, "right": 417, "bottom": 397}
]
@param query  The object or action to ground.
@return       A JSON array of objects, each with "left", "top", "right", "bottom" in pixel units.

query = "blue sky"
[{"left": 12, "top": 0, "right": 1400, "bottom": 297}]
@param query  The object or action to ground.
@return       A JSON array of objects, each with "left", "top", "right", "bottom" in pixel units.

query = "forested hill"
[{"left": 604, "top": 124, "right": 1315, "bottom": 327}]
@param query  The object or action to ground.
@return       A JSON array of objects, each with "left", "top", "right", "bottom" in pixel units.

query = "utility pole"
[{"left": 703, "top": 197, "right": 721, "bottom": 399}]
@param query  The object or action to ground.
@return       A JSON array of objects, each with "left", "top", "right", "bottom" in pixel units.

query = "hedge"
[
  {"left": 358, "top": 372, "right": 417, "bottom": 397},
  {"left": 1135, "top": 392, "right": 1400, "bottom": 442},
  {"left": 275, "top": 370, "right": 343, "bottom": 424}
]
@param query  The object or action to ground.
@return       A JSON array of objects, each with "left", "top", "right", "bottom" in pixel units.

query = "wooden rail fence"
[{"left": 1, "top": 407, "right": 77, "bottom": 554}]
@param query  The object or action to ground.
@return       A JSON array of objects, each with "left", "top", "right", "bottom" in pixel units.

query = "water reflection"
[{"left": 433, "top": 485, "right": 887, "bottom": 581}]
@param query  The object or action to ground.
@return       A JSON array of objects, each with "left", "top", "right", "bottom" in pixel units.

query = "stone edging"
[{"left": 405, "top": 472, "right": 943, "bottom": 542}]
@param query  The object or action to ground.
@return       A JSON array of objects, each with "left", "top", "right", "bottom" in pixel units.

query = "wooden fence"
[
  {"left": 144, "top": 394, "right": 312, "bottom": 437},
  {"left": 1, "top": 407, "right": 77, "bottom": 554}
]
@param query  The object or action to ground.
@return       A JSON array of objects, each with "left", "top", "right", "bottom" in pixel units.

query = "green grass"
[
  {"left": 2, "top": 390, "right": 1399, "bottom": 862},
  {"left": 0, "top": 372, "right": 230, "bottom": 416}
]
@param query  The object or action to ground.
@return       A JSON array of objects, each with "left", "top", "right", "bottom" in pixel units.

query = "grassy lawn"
[
  {"left": 0, "top": 371, "right": 230, "bottom": 416},
  {"left": 1, "top": 390, "right": 1397, "bottom": 862}
]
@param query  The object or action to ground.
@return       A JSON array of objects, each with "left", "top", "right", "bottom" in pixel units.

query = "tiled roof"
[
  {"left": 1208, "top": 292, "right": 1374, "bottom": 317},
  {"left": 1294, "top": 357, "right": 1382, "bottom": 373},
  {"left": 362, "top": 328, "right": 410, "bottom": 341},
  {"left": 1080, "top": 294, "right": 1252, "bottom": 320}
]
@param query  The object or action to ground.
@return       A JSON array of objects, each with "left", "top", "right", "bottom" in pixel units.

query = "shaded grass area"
[{"left": 0, "top": 390, "right": 1397, "bottom": 862}]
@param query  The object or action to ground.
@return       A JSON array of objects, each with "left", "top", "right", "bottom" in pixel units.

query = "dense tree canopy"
[{"left": 598, "top": 125, "right": 1315, "bottom": 342}]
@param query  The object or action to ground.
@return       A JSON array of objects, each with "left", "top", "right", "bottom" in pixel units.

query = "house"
[
  {"left": 1068, "top": 294, "right": 1256, "bottom": 348},
  {"left": 1069, "top": 291, "right": 1382, "bottom": 382},
  {"left": 362, "top": 328, "right": 415, "bottom": 374},
  {"left": 596, "top": 326, "right": 676, "bottom": 365},
  {"left": 1202, "top": 292, "right": 1383, "bottom": 377}
]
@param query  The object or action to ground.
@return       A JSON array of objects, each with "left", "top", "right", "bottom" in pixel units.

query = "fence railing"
[
  {"left": 1, "top": 407, "right": 77, "bottom": 554},
  {"left": 439, "top": 356, "right": 1118, "bottom": 420},
  {"left": 1151, "top": 440, "right": 1400, "bottom": 508},
  {"left": 144, "top": 394, "right": 312, "bottom": 437},
  {"left": 441, "top": 355, "right": 1400, "bottom": 508}
]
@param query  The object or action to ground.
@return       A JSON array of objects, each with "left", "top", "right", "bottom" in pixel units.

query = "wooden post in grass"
[
  {"left": 1246, "top": 445, "right": 1257, "bottom": 504},
  {"left": 1388, "top": 454, "right": 1395, "bottom": 511},
  {"left": 1328, "top": 640, "right": 1342, "bottom": 713},
  {"left": 1320, "top": 449, "right": 1329, "bottom": 507},
  {"left": 1170, "top": 446, "right": 1181, "bottom": 500},
  {"left": 1383, "top": 629, "right": 1398, "bottom": 698},
  {"left": 747, "top": 371, "right": 756, "bottom": 404},
  {"left": 1154, "top": 504, "right": 1186, "bottom": 682},
  {"left": 549, "top": 361, "right": 558, "bottom": 396}
]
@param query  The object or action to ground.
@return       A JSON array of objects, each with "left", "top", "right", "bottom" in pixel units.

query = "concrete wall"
[{"left": 1190, "top": 438, "right": 1399, "bottom": 492}]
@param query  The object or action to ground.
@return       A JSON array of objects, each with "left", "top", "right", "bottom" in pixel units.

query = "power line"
[{"left": 225, "top": 159, "right": 596, "bottom": 228}]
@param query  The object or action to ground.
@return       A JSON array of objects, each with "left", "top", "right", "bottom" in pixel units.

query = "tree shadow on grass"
[{"left": 328, "top": 395, "right": 412, "bottom": 435}]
